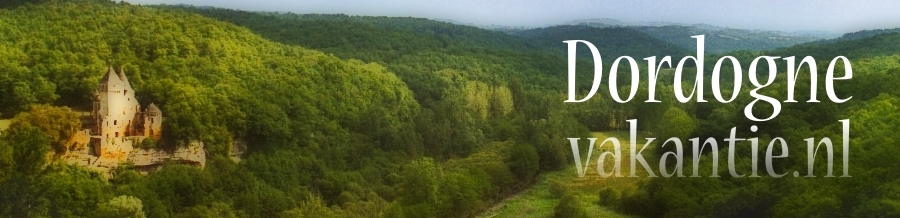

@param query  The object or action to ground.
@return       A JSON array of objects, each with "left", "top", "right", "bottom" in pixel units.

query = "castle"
[
  {"left": 65, "top": 66, "right": 205, "bottom": 176},
  {"left": 89, "top": 66, "right": 162, "bottom": 158}
]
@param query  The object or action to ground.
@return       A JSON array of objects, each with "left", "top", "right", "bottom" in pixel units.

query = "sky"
[{"left": 125, "top": 0, "right": 900, "bottom": 33}]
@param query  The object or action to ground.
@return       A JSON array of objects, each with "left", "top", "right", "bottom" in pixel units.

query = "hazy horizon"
[{"left": 123, "top": 0, "right": 900, "bottom": 34}]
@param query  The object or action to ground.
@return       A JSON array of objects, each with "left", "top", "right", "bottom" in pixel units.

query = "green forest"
[{"left": 1, "top": 0, "right": 900, "bottom": 217}]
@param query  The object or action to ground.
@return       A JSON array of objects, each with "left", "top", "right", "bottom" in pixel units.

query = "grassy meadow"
[{"left": 479, "top": 132, "right": 656, "bottom": 218}]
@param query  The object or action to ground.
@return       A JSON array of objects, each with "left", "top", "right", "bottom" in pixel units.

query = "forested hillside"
[
  {"left": 509, "top": 25, "right": 691, "bottom": 60},
  {"left": 3, "top": 0, "right": 900, "bottom": 217},
  {"left": 0, "top": 1, "right": 594, "bottom": 217},
  {"left": 632, "top": 25, "right": 822, "bottom": 53},
  {"left": 151, "top": 6, "right": 544, "bottom": 66},
  {"left": 810, "top": 28, "right": 900, "bottom": 44},
  {"left": 611, "top": 32, "right": 900, "bottom": 217},
  {"left": 769, "top": 32, "right": 900, "bottom": 60},
  {"left": 169, "top": 5, "right": 900, "bottom": 218},
  {"left": 560, "top": 19, "right": 824, "bottom": 53},
  {"left": 154, "top": 5, "right": 682, "bottom": 132}
]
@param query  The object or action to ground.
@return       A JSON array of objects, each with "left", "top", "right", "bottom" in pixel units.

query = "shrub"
[
  {"left": 597, "top": 187, "right": 621, "bottom": 207},
  {"left": 554, "top": 193, "right": 588, "bottom": 218},
  {"left": 507, "top": 143, "right": 539, "bottom": 184},
  {"left": 140, "top": 138, "right": 157, "bottom": 149},
  {"left": 549, "top": 180, "right": 568, "bottom": 198},
  {"left": 619, "top": 189, "right": 653, "bottom": 217}
]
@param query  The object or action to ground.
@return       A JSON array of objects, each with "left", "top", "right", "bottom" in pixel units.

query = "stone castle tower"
[
  {"left": 64, "top": 66, "right": 205, "bottom": 176},
  {"left": 90, "top": 66, "right": 162, "bottom": 157}
]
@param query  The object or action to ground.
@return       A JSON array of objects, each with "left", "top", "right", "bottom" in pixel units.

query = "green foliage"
[
  {"left": 554, "top": 193, "right": 589, "bottom": 218},
  {"left": 12, "top": 1, "right": 876, "bottom": 217},
  {"left": 396, "top": 158, "right": 441, "bottom": 217},
  {"left": 36, "top": 164, "right": 111, "bottom": 217},
  {"left": 0, "top": 56, "right": 58, "bottom": 117},
  {"left": 654, "top": 106, "right": 697, "bottom": 157},
  {"left": 1, "top": 125, "right": 51, "bottom": 176},
  {"left": 0, "top": 125, "right": 52, "bottom": 217},
  {"left": 94, "top": 195, "right": 147, "bottom": 218},
  {"left": 548, "top": 180, "right": 568, "bottom": 198},
  {"left": 507, "top": 143, "right": 540, "bottom": 184},
  {"left": 179, "top": 202, "right": 242, "bottom": 218},
  {"left": 8, "top": 104, "right": 81, "bottom": 153},
  {"left": 614, "top": 41, "right": 900, "bottom": 217},
  {"left": 512, "top": 25, "right": 691, "bottom": 59},
  {"left": 655, "top": 106, "right": 695, "bottom": 139},
  {"left": 139, "top": 137, "right": 157, "bottom": 149},
  {"left": 619, "top": 189, "right": 654, "bottom": 217},
  {"left": 597, "top": 187, "right": 620, "bottom": 207},
  {"left": 280, "top": 196, "right": 339, "bottom": 218},
  {"left": 631, "top": 25, "right": 821, "bottom": 54},
  {"left": 772, "top": 32, "right": 900, "bottom": 60}
]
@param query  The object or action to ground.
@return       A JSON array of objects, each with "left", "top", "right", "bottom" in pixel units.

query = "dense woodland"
[
  {"left": 510, "top": 25, "right": 691, "bottom": 60},
  {"left": 558, "top": 19, "right": 824, "bottom": 54},
  {"left": 630, "top": 25, "right": 822, "bottom": 54},
  {"left": 0, "top": 1, "right": 590, "bottom": 217},
  {"left": 1, "top": 0, "right": 900, "bottom": 217}
]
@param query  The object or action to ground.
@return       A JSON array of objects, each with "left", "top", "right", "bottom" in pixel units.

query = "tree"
[
  {"left": 2, "top": 125, "right": 51, "bottom": 176},
  {"left": 35, "top": 164, "right": 111, "bottom": 217},
  {"left": 598, "top": 187, "right": 621, "bottom": 207},
  {"left": 94, "top": 195, "right": 146, "bottom": 218},
  {"left": 0, "top": 138, "right": 12, "bottom": 180},
  {"left": 654, "top": 106, "right": 696, "bottom": 141},
  {"left": 554, "top": 193, "right": 588, "bottom": 218},
  {"left": 8, "top": 104, "right": 81, "bottom": 154},
  {"left": 280, "top": 196, "right": 339, "bottom": 218},
  {"left": 506, "top": 143, "right": 539, "bottom": 184},
  {"left": 397, "top": 158, "right": 442, "bottom": 217},
  {"left": 180, "top": 202, "right": 241, "bottom": 218}
]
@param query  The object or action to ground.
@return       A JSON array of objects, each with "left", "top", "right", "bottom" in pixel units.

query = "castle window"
[
  {"left": 114, "top": 120, "right": 117, "bottom": 125},
  {"left": 124, "top": 90, "right": 127, "bottom": 96},
  {"left": 115, "top": 132, "right": 119, "bottom": 137}
]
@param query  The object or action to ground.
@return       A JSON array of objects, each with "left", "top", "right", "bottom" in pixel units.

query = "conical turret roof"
[
  {"left": 146, "top": 103, "right": 161, "bottom": 114},
  {"left": 100, "top": 66, "right": 123, "bottom": 84}
]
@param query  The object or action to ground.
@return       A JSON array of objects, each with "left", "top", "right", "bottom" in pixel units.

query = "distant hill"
[
  {"left": 564, "top": 18, "right": 683, "bottom": 29},
  {"left": 633, "top": 25, "right": 823, "bottom": 54},
  {"left": 152, "top": 6, "right": 722, "bottom": 68},
  {"left": 806, "top": 28, "right": 900, "bottom": 44},
  {"left": 562, "top": 19, "right": 825, "bottom": 54},
  {"left": 508, "top": 25, "right": 691, "bottom": 59},
  {"left": 153, "top": 5, "right": 718, "bottom": 98},
  {"left": 769, "top": 32, "right": 900, "bottom": 60},
  {"left": 152, "top": 6, "right": 545, "bottom": 65}
]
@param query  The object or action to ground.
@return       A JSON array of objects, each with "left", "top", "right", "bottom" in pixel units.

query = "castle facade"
[{"left": 89, "top": 67, "right": 162, "bottom": 158}]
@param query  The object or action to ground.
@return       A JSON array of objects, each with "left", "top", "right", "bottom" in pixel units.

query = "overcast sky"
[{"left": 125, "top": 0, "right": 900, "bottom": 33}]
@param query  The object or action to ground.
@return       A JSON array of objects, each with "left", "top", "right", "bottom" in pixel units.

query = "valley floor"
[{"left": 478, "top": 132, "right": 654, "bottom": 218}]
